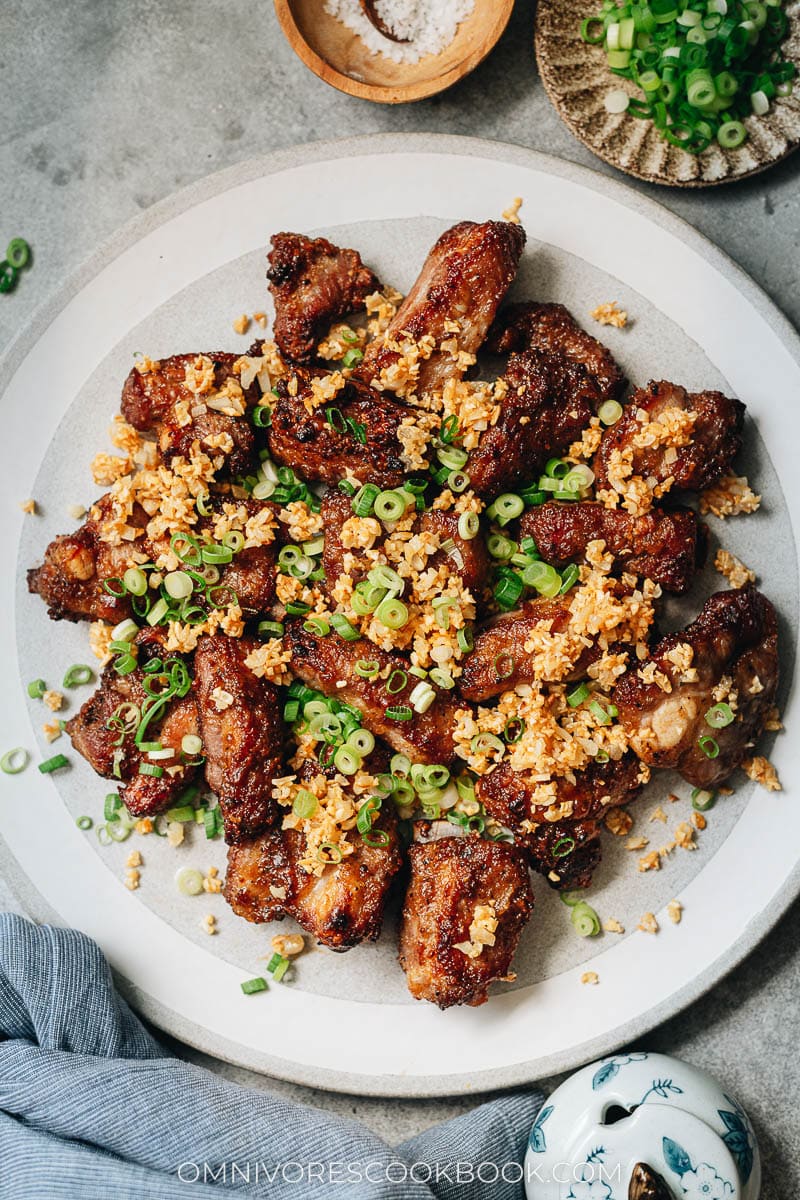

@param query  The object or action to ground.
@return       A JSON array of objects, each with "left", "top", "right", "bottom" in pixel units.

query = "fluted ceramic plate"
[
  {"left": 1, "top": 135, "right": 799, "bottom": 1097},
  {"left": 536, "top": 0, "right": 800, "bottom": 187}
]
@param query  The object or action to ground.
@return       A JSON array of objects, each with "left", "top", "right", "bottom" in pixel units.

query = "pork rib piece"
[
  {"left": 267, "top": 232, "right": 379, "bottom": 363},
  {"left": 399, "top": 829, "right": 534, "bottom": 1008}
]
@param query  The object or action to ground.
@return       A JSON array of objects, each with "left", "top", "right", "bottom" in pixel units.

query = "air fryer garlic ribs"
[{"left": 27, "top": 216, "right": 779, "bottom": 1009}]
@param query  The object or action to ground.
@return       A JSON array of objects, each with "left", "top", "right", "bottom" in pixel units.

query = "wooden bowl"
[
  {"left": 274, "top": 0, "right": 514, "bottom": 104},
  {"left": 536, "top": 0, "right": 800, "bottom": 187}
]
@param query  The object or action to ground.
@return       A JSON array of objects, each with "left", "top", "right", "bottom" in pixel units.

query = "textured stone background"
[{"left": 2, "top": 0, "right": 799, "bottom": 1192}]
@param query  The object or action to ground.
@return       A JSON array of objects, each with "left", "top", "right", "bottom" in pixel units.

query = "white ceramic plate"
[{"left": 1, "top": 135, "right": 798, "bottom": 1098}]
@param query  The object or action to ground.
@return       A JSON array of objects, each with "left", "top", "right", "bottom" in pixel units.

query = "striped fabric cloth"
[{"left": 0, "top": 914, "right": 544, "bottom": 1199}]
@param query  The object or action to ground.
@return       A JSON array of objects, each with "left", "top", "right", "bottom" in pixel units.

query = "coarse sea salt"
[{"left": 323, "top": 0, "right": 475, "bottom": 65}]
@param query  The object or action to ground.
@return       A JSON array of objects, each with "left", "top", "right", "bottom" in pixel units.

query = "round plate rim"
[
  {"left": 1, "top": 132, "right": 799, "bottom": 1098},
  {"left": 534, "top": 0, "right": 800, "bottom": 189}
]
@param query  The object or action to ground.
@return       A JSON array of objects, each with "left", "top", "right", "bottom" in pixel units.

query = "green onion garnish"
[
  {"left": 27, "top": 679, "right": 47, "bottom": 699},
  {"left": 553, "top": 836, "right": 576, "bottom": 859},
  {"left": 494, "top": 573, "right": 523, "bottom": 610},
  {"left": 330, "top": 613, "right": 360, "bottom": 641},
  {"left": 698, "top": 734, "right": 720, "bottom": 759},
  {"left": 38, "top": 754, "right": 69, "bottom": 774},
  {"left": 1, "top": 747, "right": 29, "bottom": 774},
  {"left": 375, "top": 597, "right": 408, "bottom": 629},
  {"left": 705, "top": 702, "right": 735, "bottom": 729},
  {"left": 76, "top": 815, "right": 93, "bottom": 831},
  {"left": 351, "top": 483, "right": 380, "bottom": 518},
  {"left": 487, "top": 493, "right": 524, "bottom": 526},
  {"left": 267, "top": 953, "right": 291, "bottom": 982},
  {"left": 692, "top": 787, "right": 716, "bottom": 811},
  {"left": 494, "top": 652, "right": 516, "bottom": 680},
  {"left": 386, "top": 705, "right": 413, "bottom": 722},
  {"left": 240, "top": 976, "right": 268, "bottom": 995},
  {"left": 567, "top": 683, "right": 591, "bottom": 707},
  {"left": 62, "top": 664, "right": 94, "bottom": 689},
  {"left": 6, "top": 237, "right": 31, "bottom": 270},
  {"left": 570, "top": 901, "right": 601, "bottom": 938}
]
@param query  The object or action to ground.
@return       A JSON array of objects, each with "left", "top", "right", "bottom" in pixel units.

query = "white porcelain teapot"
[{"left": 524, "top": 1052, "right": 759, "bottom": 1200}]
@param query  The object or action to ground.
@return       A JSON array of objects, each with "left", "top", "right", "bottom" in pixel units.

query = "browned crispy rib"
[
  {"left": 65, "top": 633, "right": 199, "bottom": 817},
  {"left": 194, "top": 635, "right": 284, "bottom": 841},
  {"left": 224, "top": 809, "right": 402, "bottom": 950},
  {"left": 320, "top": 491, "right": 490, "bottom": 603},
  {"left": 467, "top": 350, "right": 602, "bottom": 498},
  {"left": 488, "top": 301, "right": 625, "bottom": 401},
  {"left": 594, "top": 380, "right": 745, "bottom": 495},
  {"left": 27, "top": 494, "right": 148, "bottom": 624},
  {"left": 267, "top": 233, "right": 379, "bottom": 363},
  {"left": 120, "top": 353, "right": 258, "bottom": 477},
  {"left": 399, "top": 831, "right": 534, "bottom": 1008},
  {"left": 613, "top": 585, "right": 778, "bottom": 789},
  {"left": 476, "top": 754, "right": 643, "bottom": 890},
  {"left": 458, "top": 595, "right": 605, "bottom": 703},
  {"left": 520, "top": 501, "right": 706, "bottom": 594},
  {"left": 359, "top": 220, "right": 525, "bottom": 396},
  {"left": 268, "top": 371, "right": 409, "bottom": 489},
  {"left": 287, "top": 620, "right": 463, "bottom": 764}
]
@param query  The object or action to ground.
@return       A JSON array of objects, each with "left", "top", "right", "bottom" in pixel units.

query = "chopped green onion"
[
  {"left": 559, "top": 564, "right": 580, "bottom": 594},
  {"left": 409, "top": 680, "right": 436, "bottom": 713},
  {"left": 494, "top": 573, "right": 523, "bottom": 610},
  {"left": 457, "top": 627, "right": 474, "bottom": 653},
  {"left": 1, "top": 747, "right": 29, "bottom": 774},
  {"left": 63, "top": 663, "right": 95, "bottom": 689},
  {"left": 559, "top": 889, "right": 587, "bottom": 907},
  {"left": 6, "top": 237, "right": 31, "bottom": 270},
  {"left": 352, "top": 483, "right": 380, "bottom": 517},
  {"left": 567, "top": 683, "right": 591, "bottom": 707},
  {"left": 589, "top": 700, "right": 613, "bottom": 726},
  {"left": 705, "top": 702, "right": 735, "bottom": 729},
  {"left": 258, "top": 620, "right": 284, "bottom": 640},
  {"left": 470, "top": 732, "right": 504, "bottom": 756},
  {"left": 598, "top": 399, "right": 624, "bottom": 425},
  {"left": 487, "top": 493, "right": 524, "bottom": 526},
  {"left": 76, "top": 815, "right": 93, "bottom": 831},
  {"left": 176, "top": 867, "right": 204, "bottom": 896},
  {"left": 374, "top": 489, "right": 409, "bottom": 522},
  {"left": 293, "top": 789, "right": 319, "bottom": 819},
  {"left": 386, "top": 705, "right": 413, "bottom": 721},
  {"left": 355, "top": 658, "right": 380, "bottom": 679},
  {"left": 139, "top": 762, "right": 164, "bottom": 778},
  {"left": 692, "top": 787, "right": 716, "bottom": 811},
  {"left": 330, "top": 613, "right": 360, "bottom": 641},
  {"left": 553, "top": 836, "right": 576, "bottom": 859},
  {"left": 429, "top": 668, "right": 454, "bottom": 690},
  {"left": 457, "top": 511, "right": 480, "bottom": 541},
  {"left": 571, "top": 901, "right": 601, "bottom": 937},
  {"left": 494, "top": 652, "right": 516, "bottom": 680},
  {"left": 303, "top": 616, "right": 330, "bottom": 636},
  {"left": 104, "top": 793, "right": 122, "bottom": 821},
  {"left": 375, "top": 597, "right": 408, "bottom": 629},
  {"left": 334, "top": 745, "right": 361, "bottom": 775},
  {"left": 698, "top": 734, "right": 720, "bottom": 759},
  {"left": 27, "top": 679, "right": 46, "bottom": 699},
  {"left": 38, "top": 754, "right": 69, "bottom": 774},
  {"left": 317, "top": 842, "right": 343, "bottom": 865},
  {"left": 240, "top": 976, "right": 268, "bottom": 994}
]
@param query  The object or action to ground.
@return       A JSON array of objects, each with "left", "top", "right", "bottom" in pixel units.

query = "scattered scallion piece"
[
  {"left": 698, "top": 734, "right": 720, "bottom": 759},
  {"left": 76, "top": 815, "right": 93, "bottom": 831},
  {"left": 240, "top": 976, "right": 268, "bottom": 995},
  {"left": 705, "top": 701, "right": 735, "bottom": 728},
  {"left": 38, "top": 754, "right": 69, "bottom": 774},
  {"left": 692, "top": 787, "right": 716, "bottom": 811},
  {"left": 570, "top": 901, "right": 601, "bottom": 937},
  {"left": 27, "top": 679, "right": 47, "bottom": 699},
  {"left": 1, "top": 747, "right": 29, "bottom": 774},
  {"left": 175, "top": 867, "right": 204, "bottom": 896},
  {"left": 63, "top": 664, "right": 94, "bottom": 688}
]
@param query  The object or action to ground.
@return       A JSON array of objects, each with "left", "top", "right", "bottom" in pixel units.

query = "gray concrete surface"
[{"left": 2, "top": 0, "right": 799, "bottom": 1192}]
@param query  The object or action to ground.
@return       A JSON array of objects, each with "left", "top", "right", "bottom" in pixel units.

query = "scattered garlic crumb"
[
  {"left": 124, "top": 869, "right": 140, "bottom": 891},
  {"left": 68, "top": 503, "right": 87, "bottom": 521},
  {"left": 581, "top": 971, "right": 600, "bottom": 985},
  {"left": 692, "top": 812, "right": 707, "bottom": 831},
  {"left": 718, "top": 785, "right": 734, "bottom": 797},
  {"left": 649, "top": 806, "right": 667, "bottom": 824},
  {"left": 269, "top": 885, "right": 287, "bottom": 901},
  {"left": 638, "top": 850, "right": 661, "bottom": 873},
  {"left": 89, "top": 621, "right": 114, "bottom": 665},
  {"left": 667, "top": 792, "right": 680, "bottom": 804},
  {"left": 741, "top": 755, "right": 781, "bottom": 791},
  {"left": 232, "top": 314, "right": 251, "bottom": 335},
  {"left": 625, "top": 835, "right": 649, "bottom": 851},
  {"left": 638, "top": 912, "right": 659, "bottom": 934},
  {"left": 764, "top": 705, "right": 782, "bottom": 732},
  {"left": 715, "top": 548, "right": 755, "bottom": 590},
  {"left": 126, "top": 850, "right": 143, "bottom": 868},
  {"left": 271, "top": 933, "right": 305, "bottom": 957},
  {"left": 167, "top": 821, "right": 185, "bottom": 848},
  {"left": 674, "top": 821, "right": 697, "bottom": 851},
  {"left": 502, "top": 197, "right": 523, "bottom": 224},
  {"left": 604, "top": 808, "right": 633, "bottom": 837},
  {"left": 203, "top": 866, "right": 223, "bottom": 894},
  {"left": 211, "top": 686, "right": 234, "bottom": 712},
  {"left": 699, "top": 473, "right": 760, "bottom": 518},
  {"left": 591, "top": 301, "right": 627, "bottom": 328},
  {"left": 252, "top": 311, "right": 267, "bottom": 328},
  {"left": 42, "top": 690, "right": 64, "bottom": 712},
  {"left": 203, "top": 914, "right": 217, "bottom": 936},
  {"left": 20, "top": 498, "right": 36, "bottom": 515},
  {"left": 42, "top": 721, "right": 62, "bottom": 744},
  {"left": 604, "top": 918, "right": 625, "bottom": 935},
  {"left": 135, "top": 818, "right": 153, "bottom": 836},
  {"left": 667, "top": 900, "right": 683, "bottom": 925}
]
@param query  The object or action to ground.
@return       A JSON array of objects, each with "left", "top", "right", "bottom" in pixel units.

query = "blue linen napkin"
[{"left": 0, "top": 913, "right": 544, "bottom": 1199}]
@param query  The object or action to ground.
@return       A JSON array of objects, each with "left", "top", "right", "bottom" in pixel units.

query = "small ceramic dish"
[
  {"left": 535, "top": 0, "right": 800, "bottom": 187},
  {"left": 274, "top": 0, "right": 514, "bottom": 104}
]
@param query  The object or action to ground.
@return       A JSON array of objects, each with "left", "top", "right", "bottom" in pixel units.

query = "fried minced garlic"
[
  {"left": 271, "top": 933, "right": 305, "bottom": 957},
  {"left": 674, "top": 821, "right": 697, "bottom": 851},
  {"left": 89, "top": 621, "right": 113, "bottom": 663},
  {"left": 632, "top": 406, "right": 696, "bottom": 451},
  {"left": 649, "top": 806, "right": 667, "bottom": 824},
  {"left": 741, "top": 755, "right": 781, "bottom": 791},
  {"left": 135, "top": 818, "right": 153, "bottom": 835},
  {"left": 764, "top": 705, "right": 782, "bottom": 732},
  {"left": 124, "top": 869, "right": 140, "bottom": 891},
  {"left": 715, "top": 548, "right": 755, "bottom": 589},
  {"left": 211, "top": 687, "right": 234, "bottom": 712},
  {"left": 501, "top": 196, "right": 523, "bottom": 224},
  {"left": 667, "top": 900, "right": 683, "bottom": 925},
  {"left": 126, "top": 849, "right": 143, "bottom": 869},
  {"left": 638, "top": 850, "right": 661, "bottom": 873},
  {"left": 203, "top": 914, "right": 218, "bottom": 935},
  {"left": 244, "top": 639, "right": 292, "bottom": 685},
  {"left": 626, "top": 835, "right": 648, "bottom": 851},
  {"left": 567, "top": 417, "right": 604, "bottom": 464},
  {"left": 275, "top": 769, "right": 378, "bottom": 876},
  {"left": 364, "top": 286, "right": 403, "bottom": 339},
  {"left": 454, "top": 901, "right": 498, "bottom": 959},
  {"left": 692, "top": 812, "right": 707, "bottom": 831},
  {"left": 42, "top": 690, "right": 64, "bottom": 712},
  {"left": 91, "top": 452, "right": 133, "bottom": 487},
  {"left": 638, "top": 912, "right": 659, "bottom": 934},
  {"left": 20, "top": 498, "right": 36, "bottom": 514},
  {"left": 43, "top": 721, "right": 62, "bottom": 743},
  {"left": 203, "top": 866, "right": 223, "bottom": 894},
  {"left": 397, "top": 410, "right": 439, "bottom": 471},
  {"left": 581, "top": 971, "right": 600, "bottom": 985},
  {"left": 232, "top": 314, "right": 251, "bottom": 335},
  {"left": 603, "top": 918, "right": 624, "bottom": 935},
  {"left": 317, "top": 322, "right": 367, "bottom": 361},
  {"left": 605, "top": 808, "right": 633, "bottom": 837},
  {"left": 278, "top": 500, "right": 324, "bottom": 543},
  {"left": 591, "top": 301, "right": 627, "bottom": 328},
  {"left": 700, "top": 473, "right": 761, "bottom": 518}
]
